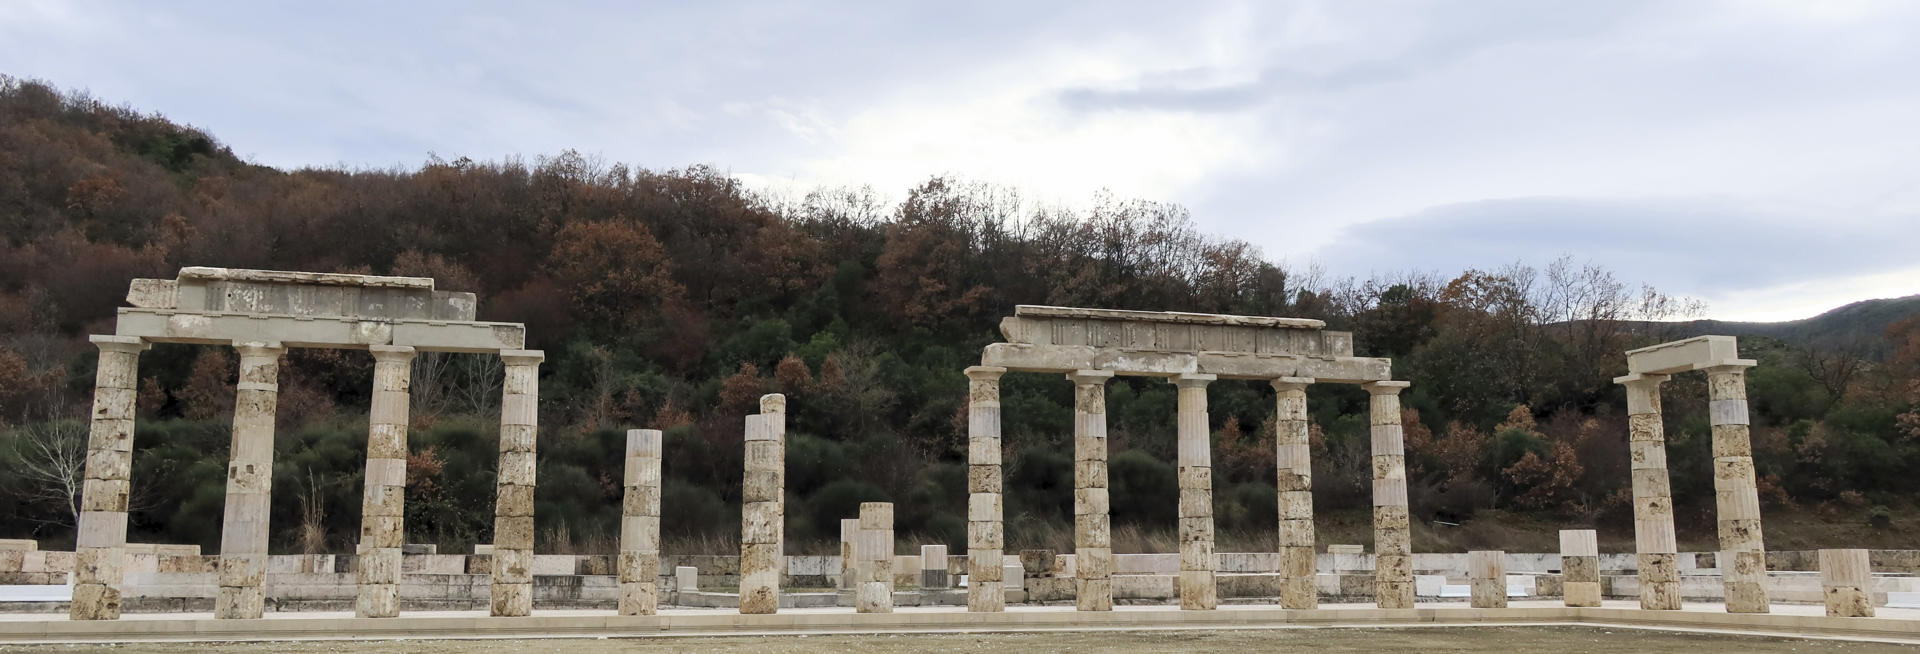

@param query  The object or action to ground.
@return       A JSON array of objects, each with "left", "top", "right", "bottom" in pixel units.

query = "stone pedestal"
[
  {"left": 1560, "top": 529, "right": 1601, "bottom": 607},
  {"left": 1706, "top": 365, "right": 1768, "bottom": 614},
  {"left": 619, "top": 429, "right": 662, "bottom": 616},
  {"left": 1819, "top": 549, "right": 1873, "bottom": 618},
  {"left": 1364, "top": 381, "right": 1413, "bottom": 609},
  {"left": 739, "top": 395, "right": 786, "bottom": 615},
  {"left": 356, "top": 345, "right": 415, "bottom": 618},
  {"left": 921, "top": 544, "right": 949, "bottom": 589},
  {"left": 490, "top": 349, "right": 543, "bottom": 617},
  {"left": 964, "top": 366, "right": 1007, "bottom": 612},
  {"left": 839, "top": 518, "right": 860, "bottom": 590},
  {"left": 71, "top": 335, "right": 148, "bottom": 621},
  {"left": 1271, "top": 376, "right": 1316, "bottom": 609},
  {"left": 1068, "top": 369, "right": 1114, "bottom": 611},
  {"left": 856, "top": 502, "right": 894, "bottom": 613},
  {"left": 1172, "top": 373, "right": 1217, "bottom": 610},
  {"left": 1621, "top": 373, "right": 1681, "bottom": 610},
  {"left": 215, "top": 342, "right": 284, "bottom": 620},
  {"left": 1470, "top": 550, "right": 1507, "bottom": 608},
  {"left": 675, "top": 565, "right": 698, "bottom": 593}
]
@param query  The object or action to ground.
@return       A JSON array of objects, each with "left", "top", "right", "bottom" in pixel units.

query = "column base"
[
  {"left": 214, "top": 585, "right": 264, "bottom": 620},
  {"left": 490, "top": 582, "right": 532, "bottom": 617},
  {"left": 856, "top": 582, "right": 894, "bottom": 613},
  {"left": 1824, "top": 586, "right": 1873, "bottom": 618},
  {"left": 1563, "top": 581, "right": 1602, "bottom": 607},
  {"left": 69, "top": 583, "right": 122, "bottom": 621},
  {"left": 355, "top": 584, "right": 399, "bottom": 618},
  {"left": 1178, "top": 570, "right": 1217, "bottom": 610},
  {"left": 620, "top": 582, "right": 659, "bottom": 616},
  {"left": 1279, "top": 577, "right": 1317, "bottom": 610},
  {"left": 1376, "top": 580, "right": 1414, "bottom": 609},
  {"left": 1075, "top": 577, "right": 1112, "bottom": 611},
  {"left": 1641, "top": 581, "right": 1683, "bottom": 610},
  {"left": 968, "top": 582, "right": 1005, "bottom": 612},
  {"left": 1724, "top": 581, "right": 1771, "bottom": 613}
]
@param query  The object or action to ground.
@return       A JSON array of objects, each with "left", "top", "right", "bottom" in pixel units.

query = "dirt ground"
[{"left": 5, "top": 626, "right": 1914, "bottom": 654}]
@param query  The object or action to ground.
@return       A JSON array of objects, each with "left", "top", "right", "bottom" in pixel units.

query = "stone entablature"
[
  {"left": 986, "top": 305, "right": 1388, "bottom": 383},
  {"left": 115, "top": 267, "right": 523, "bottom": 352}
]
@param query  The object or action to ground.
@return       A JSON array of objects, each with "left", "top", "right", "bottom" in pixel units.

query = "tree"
[{"left": 10, "top": 419, "right": 88, "bottom": 529}]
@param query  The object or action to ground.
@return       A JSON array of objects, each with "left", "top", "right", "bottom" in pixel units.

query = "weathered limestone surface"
[
  {"left": 619, "top": 429, "right": 662, "bottom": 616},
  {"left": 1271, "top": 376, "right": 1316, "bottom": 610},
  {"left": 356, "top": 345, "right": 415, "bottom": 618},
  {"left": 491, "top": 349, "right": 543, "bottom": 617},
  {"left": 985, "top": 305, "right": 1387, "bottom": 383},
  {"left": 1706, "top": 364, "right": 1769, "bottom": 614},
  {"left": 1173, "top": 373, "right": 1216, "bottom": 610},
  {"left": 1364, "top": 381, "right": 1413, "bottom": 609},
  {"left": 856, "top": 502, "right": 894, "bottom": 613},
  {"left": 1619, "top": 373, "right": 1681, "bottom": 610},
  {"left": 739, "top": 395, "right": 787, "bottom": 615},
  {"left": 1560, "top": 529, "right": 1601, "bottom": 607},
  {"left": 1819, "top": 549, "right": 1873, "bottom": 618},
  {"left": 215, "top": 342, "right": 284, "bottom": 620},
  {"left": 1470, "top": 550, "right": 1507, "bottom": 608},
  {"left": 70, "top": 335, "right": 148, "bottom": 621},
  {"left": 1068, "top": 369, "right": 1114, "bottom": 612},
  {"left": 964, "top": 366, "right": 1007, "bottom": 612}
]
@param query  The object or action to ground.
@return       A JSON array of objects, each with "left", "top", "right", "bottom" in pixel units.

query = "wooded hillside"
[{"left": 2, "top": 76, "right": 1915, "bottom": 555}]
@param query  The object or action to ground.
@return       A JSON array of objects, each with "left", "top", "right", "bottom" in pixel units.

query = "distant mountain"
[{"left": 1676, "top": 294, "right": 1920, "bottom": 356}]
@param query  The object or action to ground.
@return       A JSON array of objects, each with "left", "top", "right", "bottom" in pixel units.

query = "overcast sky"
[{"left": 5, "top": 1, "right": 1918, "bottom": 321}]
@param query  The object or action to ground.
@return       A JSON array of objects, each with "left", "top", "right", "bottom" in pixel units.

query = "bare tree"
[{"left": 11, "top": 418, "right": 88, "bottom": 529}]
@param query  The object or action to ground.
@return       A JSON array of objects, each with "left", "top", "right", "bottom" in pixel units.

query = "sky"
[{"left": 3, "top": 1, "right": 1918, "bottom": 321}]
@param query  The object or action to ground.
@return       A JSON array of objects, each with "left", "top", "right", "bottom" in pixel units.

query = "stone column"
[
  {"left": 1819, "top": 549, "right": 1873, "bottom": 618},
  {"left": 1706, "top": 364, "right": 1768, "bottom": 613},
  {"left": 1271, "top": 376, "right": 1316, "bottom": 610},
  {"left": 1620, "top": 373, "right": 1680, "bottom": 610},
  {"left": 1470, "top": 550, "right": 1507, "bottom": 608},
  {"left": 1172, "top": 373, "right": 1217, "bottom": 610},
  {"left": 1364, "top": 381, "right": 1413, "bottom": 609},
  {"left": 740, "top": 401, "right": 785, "bottom": 614},
  {"left": 356, "top": 345, "right": 416, "bottom": 618},
  {"left": 1068, "top": 369, "right": 1114, "bottom": 612},
  {"left": 856, "top": 502, "right": 894, "bottom": 613},
  {"left": 491, "top": 349, "right": 543, "bottom": 617},
  {"left": 70, "top": 335, "right": 148, "bottom": 621},
  {"left": 1560, "top": 529, "right": 1600, "bottom": 607},
  {"left": 215, "top": 341, "right": 284, "bottom": 620},
  {"left": 839, "top": 518, "right": 859, "bottom": 590},
  {"left": 619, "top": 428, "right": 662, "bottom": 616},
  {"left": 921, "top": 544, "right": 949, "bottom": 589},
  {"left": 965, "top": 365, "right": 1007, "bottom": 612}
]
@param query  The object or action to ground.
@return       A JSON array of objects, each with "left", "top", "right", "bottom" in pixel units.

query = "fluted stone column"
[
  {"left": 356, "top": 345, "right": 415, "bottom": 618},
  {"left": 1271, "top": 376, "right": 1316, "bottom": 609},
  {"left": 619, "top": 428, "right": 662, "bottom": 616},
  {"left": 1067, "top": 369, "right": 1114, "bottom": 611},
  {"left": 491, "top": 349, "right": 543, "bottom": 617},
  {"left": 1364, "top": 380, "right": 1413, "bottom": 609},
  {"left": 1706, "top": 364, "right": 1768, "bottom": 613},
  {"left": 1819, "top": 549, "right": 1873, "bottom": 618},
  {"left": 965, "top": 365, "right": 1007, "bottom": 612},
  {"left": 1620, "top": 373, "right": 1680, "bottom": 610},
  {"left": 856, "top": 502, "right": 894, "bottom": 613},
  {"left": 70, "top": 335, "right": 148, "bottom": 621},
  {"left": 1172, "top": 373, "right": 1217, "bottom": 610},
  {"left": 1470, "top": 550, "right": 1507, "bottom": 608},
  {"left": 1560, "top": 529, "right": 1601, "bottom": 607},
  {"left": 740, "top": 395, "right": 786, "bottom": 615},
  {"left": 839, "top": 518, "right": 859, "bottom": 590},
  {"left": 215, "top": 341, "right": 285, "bottom": 620}
]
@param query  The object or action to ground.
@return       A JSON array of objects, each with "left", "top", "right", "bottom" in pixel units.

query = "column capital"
[
  {"left": 89, "top": 334, "right": 150, "bottom": 353},
  {"left": 964, "top": 365, "right": 1007, "bottom": 381},
  {"left": 233, "top": 341, "right": 284, "bottom": 358},
  {"left": 500, "top": 349, "right": 545, "bottom": 366},
  {"left": 1613, "top": 372, "right": 1670, "bottom": 386},
  {"left": 1699, "top": 360, "right": 1758, "bottom": 374},
  {"left": 1270, "top": 376, "right": 1314, "bottom": 391},
  {"left": 1066, "top": 369, "right": 1114, "bottom": 385},
  {"left": 1362, "top": 380, "right": 1409, "bottom": 395},
  {"left": 369, "top": 345, "right": 417, "bottom": 363},
  {"left": 1169, "top": 373, "right": 1216, "bottom": 388}
]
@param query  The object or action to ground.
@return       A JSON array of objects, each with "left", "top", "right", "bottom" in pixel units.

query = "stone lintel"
[
  {"left": 981, "top": 343, "right": 1390, "bottom": 383},
  {"left": 964, "top": 365, "right": 1008, "bottom": 381},
  {"left": 1626, "top": 335, "right": 1756, "bottom": 375},
  {"left": 1612, "top": 372, "right": 1671, "bottom": 386},
  {"left": 1012, "top": 305, "right": 1326, "bottom": 329},
  {"left": 114, "top": 308, "right": 526, "bottom": 353},
  {"left": 180, "top": 266, "right": 436, "bottom": 289}
]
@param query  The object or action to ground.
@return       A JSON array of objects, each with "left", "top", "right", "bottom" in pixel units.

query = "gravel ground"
[{"left": 4, "top": 626, "right": 1914, "bottom": 654}]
